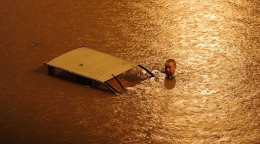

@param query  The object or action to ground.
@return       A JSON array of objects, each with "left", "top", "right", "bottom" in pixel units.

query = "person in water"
[{"left": 164, "top": 59, "right": 177, "bottom": 80}]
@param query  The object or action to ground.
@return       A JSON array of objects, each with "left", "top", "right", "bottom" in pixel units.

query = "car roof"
[{"left": 45, "top": 47, "right": 138, "bottom": 82}]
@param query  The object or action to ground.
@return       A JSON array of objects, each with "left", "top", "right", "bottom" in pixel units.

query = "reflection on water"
[
  {"left": 0, "top": 0, "right": 259, "bottom": 143},
  {"left": 164, "top": 77, "right": 176, "bottom": 90}
]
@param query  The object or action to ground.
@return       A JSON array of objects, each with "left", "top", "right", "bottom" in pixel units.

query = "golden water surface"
[{"left": 0, "top": 0, "right": 259, "bottom": 143}]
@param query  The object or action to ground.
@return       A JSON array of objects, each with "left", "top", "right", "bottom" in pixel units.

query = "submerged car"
[{"left": 44, "top": 47, "right": 154, "bottom": 94}]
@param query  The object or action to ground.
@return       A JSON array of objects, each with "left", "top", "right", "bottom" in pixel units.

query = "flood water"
[{"left": 0, "top": 0, "right": 259, "bottom": 143}]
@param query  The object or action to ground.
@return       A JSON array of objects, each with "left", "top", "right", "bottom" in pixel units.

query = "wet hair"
[{"left": 165, "top": 59, "right": 176, "bottom": 67}]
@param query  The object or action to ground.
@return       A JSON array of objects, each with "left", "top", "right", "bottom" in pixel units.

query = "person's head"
[{"left": 164, "top": 59, "right": 176, "bottom": 78}]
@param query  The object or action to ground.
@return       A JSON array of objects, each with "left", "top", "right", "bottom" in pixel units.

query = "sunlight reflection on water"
[
  {"left": 80, "top": 0, "right": 260, "bottom": 143},
  {"left": 0, "top": 0, "right": 259, "bottom": 143}
]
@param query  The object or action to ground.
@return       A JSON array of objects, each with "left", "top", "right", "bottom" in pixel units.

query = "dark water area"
[{"left": 0, "top": 0, "right": 260, "bottom": 143}]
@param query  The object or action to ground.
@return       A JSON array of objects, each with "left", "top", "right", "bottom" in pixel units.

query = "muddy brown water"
[{"left": 0, "top": 0, "right": 259, "bottom": 143}]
